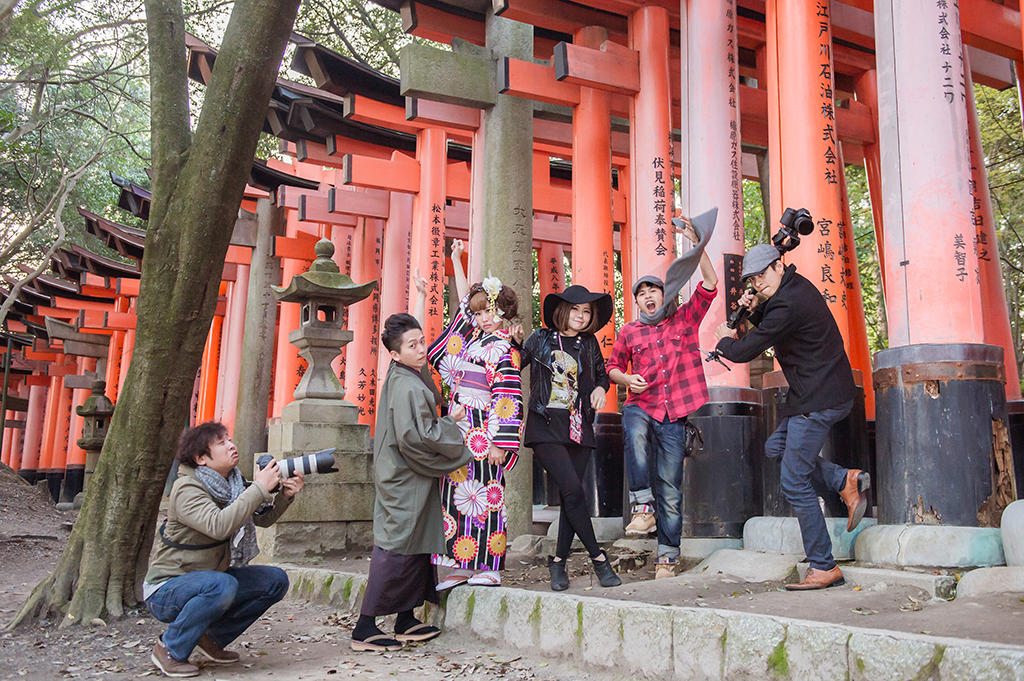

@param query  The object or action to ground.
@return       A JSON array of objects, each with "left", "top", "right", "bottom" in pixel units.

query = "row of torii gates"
[{"left": 2, "top": 0, "right": 1023, "bottom": 532}]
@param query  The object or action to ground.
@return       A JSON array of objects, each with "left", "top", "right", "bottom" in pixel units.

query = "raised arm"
[
  {"left": 450, "top": 238, "right": 470, "bottom": 300},
  {"left": 676, "top": 216, "right": 718, "bottom": 290},
  {"left": 411, "top": 268, "right": 428, "bottom": 326}
]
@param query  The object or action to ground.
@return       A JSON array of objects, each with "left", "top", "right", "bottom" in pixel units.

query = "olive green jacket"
[
  {"left": 144, "top": 464, "right": 293, "bottom": 585},
  {"left": 373, "top": 361, "right": 472, "bottom": 555}
]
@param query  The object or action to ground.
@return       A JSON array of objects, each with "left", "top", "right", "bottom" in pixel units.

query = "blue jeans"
[
  {"left": 622, "top": 404, "right": 687, "bottom": 561},
  {"left": 766, "top": 400, "right": 853, "bottom": 571},
  {"left": 146, "top": 566, "right": 289, "bottom": 662}
]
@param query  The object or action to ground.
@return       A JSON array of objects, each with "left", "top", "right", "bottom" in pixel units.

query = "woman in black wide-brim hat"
[{"left": 519, "top": 285, "right": 621, "bottom": 591}]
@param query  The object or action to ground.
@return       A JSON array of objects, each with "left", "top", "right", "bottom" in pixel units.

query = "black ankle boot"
[
  {"left": 591, "top": 551, "right": 622, "bottom": 588},
  {"left": 548, "top": 557, "right": 569, "bottom": 591}
]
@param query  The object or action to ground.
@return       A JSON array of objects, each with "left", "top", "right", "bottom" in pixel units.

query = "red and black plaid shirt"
[{"left": 606, "top": 285, "right": 717, "bottom": 422}]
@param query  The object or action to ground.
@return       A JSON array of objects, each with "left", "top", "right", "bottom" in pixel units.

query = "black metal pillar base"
[
  {"left": 59, "top": 465, "right": 84, "bottom": 504},
  {"left": 759, "top": 370, "right": 870, "bottom": 518},
  {"left": 46, "top": 471, "right": 64, "bottom": 503},
  {"left": 587, "top": 411, "right": 624, "bottom": 518},
  {"left": 682, "top": 387, "right": 763, "bottom": 538},
  {"left": 874, "top": 343, "right": 1007, "bottom": 526},
  {"left": 17, "top": 468, "right": 37, "bottom": 485}
]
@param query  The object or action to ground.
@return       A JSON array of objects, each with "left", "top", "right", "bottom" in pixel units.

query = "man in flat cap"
[
  {"left": 606, "top": 216, "right": 717, "bottom": 579},
  {"left": 714, "top": 244, "right": 870, "bottom": 590}
]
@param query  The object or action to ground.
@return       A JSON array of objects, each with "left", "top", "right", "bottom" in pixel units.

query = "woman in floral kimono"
[{"left": 418, "top": 239, "right": 522, "bottom": 588}]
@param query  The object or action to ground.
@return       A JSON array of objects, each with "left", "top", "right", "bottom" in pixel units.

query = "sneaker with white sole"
[{"left": 625, "top": 512, "right": 656, "bottom": 536}]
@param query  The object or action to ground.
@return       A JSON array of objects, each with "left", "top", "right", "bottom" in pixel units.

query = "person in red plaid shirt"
[{"left": 606, "top": 219, "right": 717, "bottom": 579}]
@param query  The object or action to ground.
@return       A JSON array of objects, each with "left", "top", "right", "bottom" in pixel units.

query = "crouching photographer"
[
  {"left": 142, "top": 422, "right": 303, "bottom": 677},
  {"left": 712, "top": 209, "right": 870, "bottom": 591}
]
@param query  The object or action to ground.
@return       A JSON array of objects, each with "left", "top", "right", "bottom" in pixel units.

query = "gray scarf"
[
  {"left": 638, "top": 207, "right": 718, "bottom": 326},
  {"left": 194, "top": 465, "right": 260, "bottom": 567}
]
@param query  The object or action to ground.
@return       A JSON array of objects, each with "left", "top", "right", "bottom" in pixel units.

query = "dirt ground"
[
  {"left": 0, "top": 467, "right": 608, "bottom": 681},
  {"left": 2, "top": 463, "right": 1022, "bottom": 681}
]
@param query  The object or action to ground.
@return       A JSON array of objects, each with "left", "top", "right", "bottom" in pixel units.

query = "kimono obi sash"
[{"left": 455, "top": 364, "right": 490, "bottom": 409}]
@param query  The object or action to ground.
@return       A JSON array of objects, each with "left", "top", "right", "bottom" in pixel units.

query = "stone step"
[
  {"left": 743, "top": 515, "right": 876, "bottom": 560},
  {"left": 955, "top": 566, "right": 1024, "bottom": 597},
  {"left": 795, "top": 563, "right": 957, "bottom": 600},
  {"left": 282, "top": 565, "right": 1024, "bottom": 681},
  {"left": 854, "top": 524, "right": 1005, "bottom": 568}
]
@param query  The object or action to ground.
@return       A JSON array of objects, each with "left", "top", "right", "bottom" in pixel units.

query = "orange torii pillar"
[
  {"left": 626, "top": 6, "right": 676, "bottom": 287},
  {"left": 218, "top": 263, "right": 250, "bottom": 434},
  {"left": 570, "top": 24, "right": 618, "bottom": 352},
  {"left": 682, "top": 0, "right": 748, "bottom": 389},
  {"left": 538, "top": 242, "right": 566, "bottom": 301},
  {"left": 569, "top": 25, "right": 619, "bottom": 413},
  {"left": 344, "top": 218, "right": 384, "bottom": 426},
  {"left": 330, "top": 223, "right": 356, "bottom": 388},
  {"left": 196, "top": 312, "right": 223, "bottom": 422},
  {"left": 966, "top": 53, "right": 1021, "bottom": 400},
  {"left": 854, "top": 70, "right": 887, "bottom": 296},
  {"left": 411, "top": 128, "right": 447, "bottom": 345},
  {"left": 836, "top": 143, "right": 876, "bottom": 419},
  {"left": 678, "top": 0, "right": 761, "bottom": 538},
  {"left": 116, "top": 299, "right": 135, "bottom": 397},
  {"left": 38, "top": 372, "right": 70, "bottom": 501},
  {"left": 376, "top": 192, "right": 414, "bottom": 390},
  {"left": 872, "top": 0, "right": 998, "bottom": 526},
  {"left": 1, "top": 410, "right": 13, "bottom": 465},
  {"left": 271, "top": 213, "right": 314, "bottom": 418},
  {"left": 18, "top": 383, "right": 46, "bottom": 483},
  {"left": 60, "top": 356, "right": 94, "bottom": 504},
  {"left": 764, "top": 0, "right": 872, "bottom": 515},
  {"left": 103, "top": 299, "right": 127, "bottom": 403}
]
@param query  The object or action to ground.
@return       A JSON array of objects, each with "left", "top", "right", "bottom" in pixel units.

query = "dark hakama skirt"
[{"left": 360, "top": 546, "right": 439, "bottom": 617}]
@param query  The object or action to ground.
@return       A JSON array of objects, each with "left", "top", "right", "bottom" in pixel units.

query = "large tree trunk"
[{"left": 8, "top": 0, "right": 301, "bottom": 628}]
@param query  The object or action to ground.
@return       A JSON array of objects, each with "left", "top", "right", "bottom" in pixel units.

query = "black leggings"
[{"left": 533, "top": 443, "right": 601, "bottom": 560}]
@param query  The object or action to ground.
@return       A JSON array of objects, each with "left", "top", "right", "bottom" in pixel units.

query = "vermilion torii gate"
[
  {"left": 389, "top": 0, "right": 1022, "bottom": 529},
  {"left": 4, "top": 1, "right": 1024, "bottom": 543}
]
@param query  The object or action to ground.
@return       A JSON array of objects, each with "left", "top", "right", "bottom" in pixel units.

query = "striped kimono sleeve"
[{"left": 488, "top": 346, "right": 523, "bottom": 470}]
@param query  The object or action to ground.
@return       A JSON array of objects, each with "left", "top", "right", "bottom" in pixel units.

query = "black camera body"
[
  {"left": 772, "top": 207, "right": 814, "bottom": 254},
  {"left": 725, "top": 207, "right": 814, "bottom": 332}
]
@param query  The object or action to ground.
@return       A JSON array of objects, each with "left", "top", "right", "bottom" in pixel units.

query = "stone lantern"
[
  {"left": 273, "top": 238, "right": 376, "bottom": 409},
  {"left": 76, "top": 378, "right": 114, "bottom": 492},
  {"left": 258, "top": 238, "right": 377, "bottom": 561}
]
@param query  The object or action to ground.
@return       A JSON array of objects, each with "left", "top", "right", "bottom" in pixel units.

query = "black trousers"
[{"left": 533, "top": 443, "right": 601, "bottom": 559}]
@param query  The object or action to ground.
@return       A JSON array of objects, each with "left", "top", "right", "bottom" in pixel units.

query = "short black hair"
[
  {"left": 381, "top": 313, "right": 422, "bottom": 352},
  {"left": 176, "top": 421, "right": 228, "bottom": 468}
]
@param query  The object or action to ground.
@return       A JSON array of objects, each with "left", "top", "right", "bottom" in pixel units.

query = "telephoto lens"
[{"left": 256, "top": 449, "right": 338, "bottom": 479}]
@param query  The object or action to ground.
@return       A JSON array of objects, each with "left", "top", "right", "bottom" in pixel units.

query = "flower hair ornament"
[{"left": 481, "top": 274, "right": 504, "bottom": 319}]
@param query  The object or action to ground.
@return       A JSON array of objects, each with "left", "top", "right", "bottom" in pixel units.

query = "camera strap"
[{"left": 158, "top": 520, "right": 228, "bottom": 551}]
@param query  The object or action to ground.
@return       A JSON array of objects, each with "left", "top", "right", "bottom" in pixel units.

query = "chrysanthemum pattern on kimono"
[{"left": 427, "top": 293, "right": 523, "bottom": 571}]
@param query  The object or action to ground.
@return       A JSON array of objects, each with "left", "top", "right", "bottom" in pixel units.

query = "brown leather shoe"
[
  {"left": 839, "top": 469, "right": 870, "bottom": 531},
  {"left": 193, "top": 634, "right": 240, "bottom": 665},
  {"left": 785, "top": 566, "right": 845, "bottom": 591},
  {"left": 151, "top": 639, "right": 199, "bottom": 677}
]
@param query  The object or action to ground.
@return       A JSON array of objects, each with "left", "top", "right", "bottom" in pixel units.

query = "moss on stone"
[
  {"left": 767, "top": 639, "right": 789, "bottom": 678},
  {"left": 856, "top": 657, "right": 865, "bottom": 673},
  {"left": 575, "top": 602, "right": 584, "bottom": 645},
  {"left": 342, "top": 578, "right": 353, "bottom": 603},
  {"left": 466, "top": 591, "right": 476, "bottom": 624},
  {"left": 911, "top": 645, "right": 945, "bottom": 681},
  {"left": 527, "top": 597, "right": 542, "bottom": 626},
  {"left": 720, "top": 628, "right": 727, "bottom": 652},
  {"left": 498, "top": 596, "right": 508, "bottom": 619}
]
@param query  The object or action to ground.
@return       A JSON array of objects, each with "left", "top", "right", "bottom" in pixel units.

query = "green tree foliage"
[{"left": 0, "top": 0, "right": 150, "bottom": 290}]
